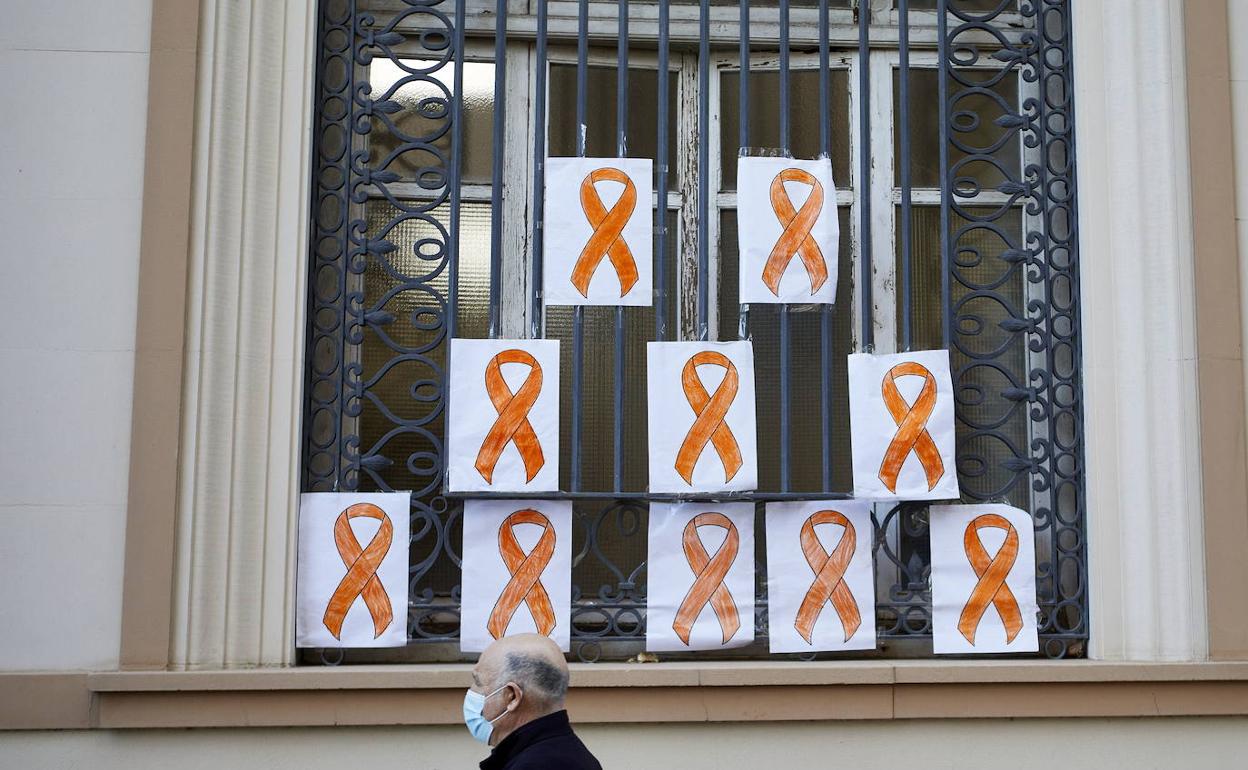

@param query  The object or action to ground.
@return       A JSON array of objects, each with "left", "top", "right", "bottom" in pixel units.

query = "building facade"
[{"left": 5, "top": 0, "right": 1248, "bottom": 766}]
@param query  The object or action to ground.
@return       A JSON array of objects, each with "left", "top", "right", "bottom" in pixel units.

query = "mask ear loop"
[{"left": 486, "top": 683, "right": 518, "bottom": 724}]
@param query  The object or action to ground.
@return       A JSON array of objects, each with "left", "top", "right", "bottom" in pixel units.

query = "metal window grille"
[{"left": 302, "top": 0, "right": 1087, "bottom": 664}]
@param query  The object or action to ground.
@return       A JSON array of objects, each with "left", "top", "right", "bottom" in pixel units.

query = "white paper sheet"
[
  {"left": 736, "top": 156, "right": 840, "bottom": 304},
  {"left": 646, "top": 341, "right": 758, "bottom": 493},
  {"left": 930, "top": 503, "right": 1038, "bottom": 654},
  {"left": 543, "top": 157, "right": 653, "bottom": 306},
  {"left": 848, "top": 349, "right": 959, "bottom": 500},
  {"left": 296, "top": 492, "right": 410, "bottom": 648},
  {"left": 446, "top": 338, "right": 560, "bottom": 493},
  {"left": 460, "top": 499, "right": 573, "bottom": 653},
  {"left": 646, "top": 502, "right": 755, "bottom": 651},
  {"left": 765, "top": 500, "right": 877, "bottom": 653}
]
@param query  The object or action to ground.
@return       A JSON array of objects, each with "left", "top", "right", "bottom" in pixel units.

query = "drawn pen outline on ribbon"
[
  {"left": 793, "top": 510, "right": 861, "bottom": 644},
  {"left": 763, "top": 167, "right": 828, "bottom": 297},
  {"left": 672, "top": 512, "right": 742, "bottom": 646},
  {"left": 958, "top": 513, "right": 1024, "bottom": 645},
  {"left": 322, "top": 502, "right": 395, "bottom": 640},
  {"left": 488, "top": 509, "right": 558, "bottom": 639},
  {"left": 571, "top": 167, "right": 639, "bottom": 298},
  {"left": 675, "top": 351, "right": 743, "bottom": 485},
  {"left": 475, "top": 348, "right": 546, "bottom": 484},
  {"left": 877, "top": 360, "right": 945, "bottom": 493}
]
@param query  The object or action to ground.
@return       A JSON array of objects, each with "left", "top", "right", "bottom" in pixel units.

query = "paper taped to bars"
[
  {"left": 543, "top": 157, "right": 654, "bottom": 306},
  {"left": 736, "top": 156, "right": 840, "bottom": 305},
  {"left": 296, "top": 492, "right": 411, "bottom": 648},
  {"left": 460, "top": 498, "right": 573, "bottom": 653},
  {"left": 848, "top": 349, "right": 959, "bottom": 501},
  {"left": 646, "top": 340, "right": 759, "bottom": 494},
  {"left": 646, "top": 502, "right": 756, "bottom": 652},
  {"left": 929, "top": 503, "right": 1038, "bottom": 654},
  {"left": 765, "top": 499, "right": 877, "bottom": 653},
  {"left": 446, "top": 338, "right": 561, "bottom": 493}
]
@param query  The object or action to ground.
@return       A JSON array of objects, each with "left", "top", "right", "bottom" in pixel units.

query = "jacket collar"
[{"left": 480, "top": 710, "right": 573, "bottom": 770}]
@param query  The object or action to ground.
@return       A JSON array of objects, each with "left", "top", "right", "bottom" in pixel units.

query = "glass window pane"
[
  {"left": 367, "top": 59, "right": 495, "bottom": 185},
  {"left": 893, "top": 67, "right": 1020, "bottom": 190},
  {"left": 898, "top": 204, "right": 1028, "bottom": 508},
  {"left": 549, "top": 62, "right": 679, "bottom": 191},
  {"left": 718, "top": 208, "right": 854, "bottom": 493},
  {"left": 720, "top": 69, "right": 851, "bottom": 190},
  {"left": 545, "top": 210, "right": 679, "bottom": 493}
]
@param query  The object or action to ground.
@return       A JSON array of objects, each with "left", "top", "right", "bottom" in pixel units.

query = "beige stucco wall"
[
  {"left": 0, "top": 3, "right": 153, "bottom": 670},
  {"left": 3, "top": 718, "right": 1248, "bottom": 769}
]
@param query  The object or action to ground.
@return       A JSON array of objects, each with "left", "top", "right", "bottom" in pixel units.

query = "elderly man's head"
[{"left": 466, "top": 634, "right": 570, "bottom": 745}]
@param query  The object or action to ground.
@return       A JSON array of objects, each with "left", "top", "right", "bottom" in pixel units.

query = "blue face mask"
[{"left": 463, "top": 685, "right": 509, "bottom": 744}]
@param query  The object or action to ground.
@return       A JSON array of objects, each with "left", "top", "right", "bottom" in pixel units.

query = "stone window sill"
[{"left": 7, "top": 660, "right": 1248, "bottom": 730}]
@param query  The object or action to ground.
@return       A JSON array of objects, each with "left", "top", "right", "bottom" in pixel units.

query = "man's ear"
[{"left": 504, "top": 681, "right": 524, "bottom": 711}]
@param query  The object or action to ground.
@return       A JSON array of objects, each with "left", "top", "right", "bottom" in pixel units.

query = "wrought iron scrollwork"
[{"left": 938, "top": 0, "right": 1086, "bottom": 658}]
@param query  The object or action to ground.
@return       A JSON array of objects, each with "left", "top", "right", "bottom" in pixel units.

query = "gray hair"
[{"left": 496, "top": 652, "right": 569, "bottom": 706}]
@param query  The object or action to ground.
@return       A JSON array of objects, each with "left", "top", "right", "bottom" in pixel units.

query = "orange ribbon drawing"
[
  {"left": 674, "top": 352, "right": 743, "bottom": 485},
  {"left": 323, "top": 503, "right": 395, "bottom": 640},
  {"left": 877, "top": 361, "right": 945, "bottom": 493},
  {"left": 958, "top": 514, "right": 1024, "bottom": 645},
  {"left": 762, "top": 168, "right": 828, "bottom": 296},
  {"left": 672, "top": 513, "right": 741, "bottom": 645},
  {"left": 793, "top": 510, "right": 861, "bottom": 644},
  {"left": 475, "top": 349, "right": 546, "bottom": 484},
  {"left": 488, "top": 509, "right": 557, "bottom": 639},
  {"left": 571, "top": 167, "right": 639, "bottom": 297}
]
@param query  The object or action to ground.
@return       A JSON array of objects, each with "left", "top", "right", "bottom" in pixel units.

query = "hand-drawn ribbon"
[
  {"left": 571, "top": 167, "right": 639, "bottom": 297},
  {"left": 674, "top": 352, "right": 743, "bottom": 485},
  {"left": 958, "top": 513, "right": 1024, "bottom": 645},
  {"left": 877, "top": 361, "right": 945, "bottom": 493},
  {"left": 672, "top": 512, "right": 741, "bottom": 645},
  {"left": 488, "top": 509, "right": 557, "bottom": 639},
  {"left": 475, "top": 349, "right": 546, "bottom": 484},
  {"left": 323, "top": 503, "right": 394, "bottom": 640},
  {"left": 793, "top": 510, "right": 861, "bottom": 644},
  {"left": 762, "top": 168, "right": 827, "bottom": 296}
]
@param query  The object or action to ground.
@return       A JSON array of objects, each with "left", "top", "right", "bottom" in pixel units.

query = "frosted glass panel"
[
  {"left": 367, "top": 60, "right": 496, "bottom": 185},
  {"left": 720, "top": 69, "right": 852, "bottom": 190}
]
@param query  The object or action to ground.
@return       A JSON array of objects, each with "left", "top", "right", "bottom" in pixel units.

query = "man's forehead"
[{"left": 474, "top": 648, "right": 498, "bottom": 678}]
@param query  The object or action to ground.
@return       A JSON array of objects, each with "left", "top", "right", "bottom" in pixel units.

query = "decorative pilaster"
[
  {"left": 169, "top": 0, "right": 316, "bottom": 668},
  {"left": 1075, "top": 0, "right": 1208, "bottom": 661}
]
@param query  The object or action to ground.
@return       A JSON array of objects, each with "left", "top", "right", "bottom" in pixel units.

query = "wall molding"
[{"left": 1193, "top": 0, "right": 1248, "bottom": 660}]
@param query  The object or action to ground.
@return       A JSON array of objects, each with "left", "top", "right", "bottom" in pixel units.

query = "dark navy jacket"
[{"left": 480, "top": 710, "right": 602, "bottom": 770}]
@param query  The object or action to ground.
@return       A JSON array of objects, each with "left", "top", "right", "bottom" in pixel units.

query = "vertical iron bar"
[
  {"left": 818, "top": 0, "right": 831, "bottom": 492},
  {"left": 739, "top": 0, "right": 749, "bottom": 149},
  {"left": 736, "top": 0, "right": 751, "bottom": 341},
  {"left": 655, "top": 0, "right": 670, "bottom": 341},
  {"left": 613, "top": 0, "right": 628, "bottom": 492},
  {"left": 858, "top": 0, "right": 874, "bottom": 350},
  {"left": 487, "top": 0, "right": 507, "bottom": 338},
  {"left": 937, "top": 0, "right": 951, "bottom": 350},
  {"left": 778, "top": 0, "right": 791, "bottom": 493},
  {"left": 446, "top": 0, "right": 466, "bottom": 346},
  {"left": 530, "top": 0, "right": 548, "bottom": 339},
  {"left": 571, "top": 0, "right": 588, "bottom": 491},
  {"left": 898, "top": 0, "right": 913, "bottom": 351},
  {"left": 697, "top": 0, "right": 710, "bottom": 340},
  {"left": 444, "top": 0, "right": 467, "bottom": 492}
]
